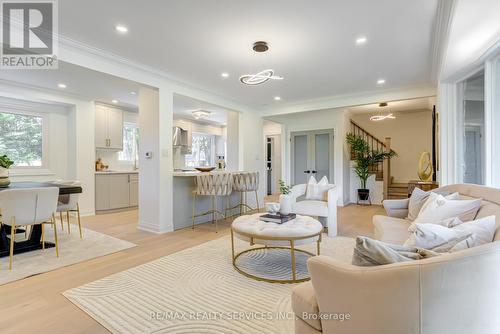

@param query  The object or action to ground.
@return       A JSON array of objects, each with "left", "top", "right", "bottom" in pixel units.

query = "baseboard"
[{"left": 137, "top": 221, "right": 173, "bottom": 234}]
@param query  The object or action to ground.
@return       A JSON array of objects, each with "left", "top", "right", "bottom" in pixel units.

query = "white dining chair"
[
  {"left": 0, "top": 187, "right": 59, "bottom": 269},
  {"left": 53, "top": 180, "right": 83, "bottom": 238}
]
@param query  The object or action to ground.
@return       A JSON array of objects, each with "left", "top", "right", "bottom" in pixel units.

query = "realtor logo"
[{"left": 0, "top": 0, "right": 58, "bottom": 69}]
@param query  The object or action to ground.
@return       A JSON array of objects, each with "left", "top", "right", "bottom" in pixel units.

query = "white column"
[
  {"left": 138, "top": 86, "right": 174, "bottom": 233},
  {"left": 226, "top": 110, "right": 239, "bottom": 171}
]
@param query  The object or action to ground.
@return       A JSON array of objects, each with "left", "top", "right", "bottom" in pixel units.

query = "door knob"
[
  {"left": 304, "top": 170, "right": 311, "bottom": 174},
  {"left": 312, "top": 170, "right": 317, "bottom": 174}
]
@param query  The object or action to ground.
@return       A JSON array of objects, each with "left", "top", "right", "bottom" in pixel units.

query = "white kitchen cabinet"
[
  {"left": 129, "top": 173, "right": 139, "bottom": 207},
  {"left": 95, "top": 104, "right": 123, "bottom": 150},
  {"left": 95, "top": 173, "right": 138, "bottom": 212}
]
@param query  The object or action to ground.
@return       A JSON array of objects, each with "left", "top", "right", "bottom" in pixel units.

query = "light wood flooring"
[{"left": 0, "top": 203, "right": 383, "bottom": 334}]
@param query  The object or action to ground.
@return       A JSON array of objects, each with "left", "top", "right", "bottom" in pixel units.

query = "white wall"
[
  {"left": 266, "top": 108, "right": 350, "bottom": 205},
  {"left": 0, "top": 83, "right": 96, "bottom": 216},
  {"left": 350, "top": 109, "right": 433, "bottom": 183}
]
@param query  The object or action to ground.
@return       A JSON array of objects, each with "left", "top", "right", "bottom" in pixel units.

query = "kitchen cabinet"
[
  {"left": 95, "top": 104, "right": 123, "bottom": 150},
  {"left": 95, "top": 173, "right": 138, "bottom": 212}
]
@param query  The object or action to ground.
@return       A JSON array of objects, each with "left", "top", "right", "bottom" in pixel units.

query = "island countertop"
[{"left": 173, "top": 170, "right": 247, "bottom": 177}]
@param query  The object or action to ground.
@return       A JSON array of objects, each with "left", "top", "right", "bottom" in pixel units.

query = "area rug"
[
  {"left": 0, "top": 225, "right": 136, "bottom": 285},
  {"left": 63, "top": 235, "right": 355, "bottom": 334}
]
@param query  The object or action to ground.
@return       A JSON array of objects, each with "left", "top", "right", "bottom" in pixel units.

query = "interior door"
[
  {"left": 291, "top": 130, "right": 334, "bottom": 185},
  {"left": 292, "top": 133, "right": 310, "bottom": 185}
]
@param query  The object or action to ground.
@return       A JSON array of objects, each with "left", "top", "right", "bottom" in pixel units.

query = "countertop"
[
  {"left": 173, "top": 170, "right": 246, "bottom": 177},
  {"left": 95, "top": 170, "right": 139, "bottom": 175}
]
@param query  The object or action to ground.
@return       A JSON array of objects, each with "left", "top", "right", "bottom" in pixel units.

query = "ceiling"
[
  {"left": 173, "top": 94, "right": 229, "bottom": 125},
  {"left": 348, "top": 97, "right": 435, "bottom": 115},
  {"left": 0, "top": 61, "right": 142, "bottom": 110},
  {"left": 58, "top": 0, "right": 439, "bottom": 109}
]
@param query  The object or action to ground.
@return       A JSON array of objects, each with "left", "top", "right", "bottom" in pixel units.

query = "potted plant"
[
  {"left": 346, "top": 133, "right": 395, "bottom": 202},
  {"left": 0, "top": 154, "right": 14, "bottom": 187},
  {"left": 278, "top": 179, "right": 293, "bottom": 215}
]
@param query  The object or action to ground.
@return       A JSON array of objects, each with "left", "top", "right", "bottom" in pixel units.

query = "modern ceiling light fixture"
[
  {"left": 115, "top": 25, "right": 128, "bottom": 33},
  {"left": 239, "top": 69, "right": 283, "bottom": 86},
  {"left": 252, "top": 41, "right": 269, "bottom": 53},
  {"left": 370, "top": 102, "right": 395, "bottom": 121},
  {"left": 191, "top": 109, "right": 212, "bottom": 120},
  {"left": 356, "top": 36, "right": 367, "bottom": 45}
]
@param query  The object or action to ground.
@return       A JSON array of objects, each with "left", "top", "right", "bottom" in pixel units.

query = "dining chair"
[
  {"left": 0, "top": 187, "right": 60, "bottom": 269},
  {"left": 53, "top": 180, "right": 83, "bottom": 238}
]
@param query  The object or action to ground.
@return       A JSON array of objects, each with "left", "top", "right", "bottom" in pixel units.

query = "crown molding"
[
  {"left": 260, "top": 85, "right": 437, "bottom": 116},
  {"left": 430, "top": 0, "right": 457, "bottom": 84}
]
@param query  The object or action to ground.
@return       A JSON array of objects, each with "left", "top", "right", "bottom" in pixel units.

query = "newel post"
[{"left": 383, "top": 137, "right": 391, "bottom": 200}]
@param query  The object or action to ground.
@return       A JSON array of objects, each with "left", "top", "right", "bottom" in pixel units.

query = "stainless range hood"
[{"left": 172, "top": 126, "right": 188, "bottom": 147}]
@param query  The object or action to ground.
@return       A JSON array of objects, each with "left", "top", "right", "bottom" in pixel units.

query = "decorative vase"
[
  {"left": 0, "top": 167, "right": 10, "bottom": 188},
  {"left": 279, "top": 194, "right": 293, "bottom": 215}
]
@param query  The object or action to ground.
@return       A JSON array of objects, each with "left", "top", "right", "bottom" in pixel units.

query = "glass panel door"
[
  {"left": 292, "top": 134, "right": 309, "bottom": 184},
  {"left": 314, "top": 133, "right": 330, "bottom": 181}
]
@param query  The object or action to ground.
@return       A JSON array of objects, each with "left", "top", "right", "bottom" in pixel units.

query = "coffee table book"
[{"left": 260, "top": 213, "right": 297, "bottom": 224}]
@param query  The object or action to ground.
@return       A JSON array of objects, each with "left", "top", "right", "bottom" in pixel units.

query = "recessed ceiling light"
[
  {"left": 274, "top": 96, "right": 281, "bottom": 101},
  {"left": 115, "top": 25, "right": 128, "bottom": 33},
  {"left": 221, "top": 72, "right": 229, "bottom": 78},
  {"left": 112, "top": 99, "right": 118, "bottom": 104},
  {"left": 130, "top": 91, "right": 136, "bottom": 95},
  {"left": 356, "top": 36, "right": 367, "bottom": 45},
  {"left": 377, "top": 79, "right": 386, "bottom": 85},
  {"left": 57, "top": 83, "right": 66, "bottom": 89}
]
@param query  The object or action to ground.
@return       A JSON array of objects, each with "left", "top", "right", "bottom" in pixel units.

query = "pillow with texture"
[
  {"left": 404, "top": 215, "right": 495, "bottom": 253},
  {"left": 352, "top": 236, "right": 440, "bottom": 266},
  {"left": 305, "top": 175, "right": 333, "bottom": 201},
  {"left": 407, "top": 188, "right": 459, "bottom": 221},
  {"left": 414, "top": 192, "right": 481, "bottom": 224},
  {"left": 404, "top": 223, "right": 472, "bottom": 252}
]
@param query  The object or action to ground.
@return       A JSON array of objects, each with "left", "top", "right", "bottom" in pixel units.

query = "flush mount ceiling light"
[
  {"left": 192, "top": 109, "right": 212, "bottom": 120},
  {"left": 252, "top": 41, "right": 269, "bottom": 53},
  {"left": 115, "top": 25, "right": 128, "bottom": 33},
  {"left": 356, "top": 36, "right": 367, "bottom": 45},
  {"left": 274, "top": 96, "right": 281, "bottom": 101},
  {"left": 377, "top": 79, "right": 386, "bottom": 85},
  {"left": 370, "top": 102, "right": 395, "bottom": 121},
  {"left": 57, "top": 83, "right": 66, "bottom": 88},
  {"left": 221, "top": 72, "right": 229, "bottom": 78},
  {"left": 239, "top": 69, "right": 283, "bottom": 86}
]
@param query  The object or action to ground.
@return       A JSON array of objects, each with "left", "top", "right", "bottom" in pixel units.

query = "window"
[
  {"left": 118, "top": 123, "right": 139, "bottom": 162},
  {"left": 185, "top": 133, "right": 215, "bottom": 167},
  {"left": 0, "top": 111, "right": 44, "bottom": 167}
]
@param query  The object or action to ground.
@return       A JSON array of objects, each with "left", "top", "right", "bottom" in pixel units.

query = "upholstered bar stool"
[
  {"left": 192, "top": 172, "right": 233, "bottom": 233},
  {"left": 229, "top": 172, "right": 260, "bottom": 216}
]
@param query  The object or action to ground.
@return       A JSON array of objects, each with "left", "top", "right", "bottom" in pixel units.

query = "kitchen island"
[{"left": 173, "top": 171, "right": 250, "bottom": 230}]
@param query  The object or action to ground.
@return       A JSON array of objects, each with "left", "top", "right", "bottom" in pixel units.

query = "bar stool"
[
  {"left": 53, "top": 180, "right": 83, "bottom": 239},
  {"left": 230, "top": 172, "right": 260, "bottom": 216},
  {"left": 192, "top": 172, "right": 233, "bottom": 233}
]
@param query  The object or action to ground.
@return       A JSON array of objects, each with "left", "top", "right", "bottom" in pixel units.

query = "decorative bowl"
[
  {"left": 265, "top": 202, "right": 280, "bottom": 214},
  {"left": 195, "top": 166, "right": 216, "bottom": 172}
]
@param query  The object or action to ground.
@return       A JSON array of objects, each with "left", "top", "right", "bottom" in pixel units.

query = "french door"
[{"left": 291, "top": 129, "right": 334, "bottom": 185}]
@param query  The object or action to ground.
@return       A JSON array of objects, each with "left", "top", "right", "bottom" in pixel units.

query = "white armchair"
[{"left": 290, "top": 183, "right": 338, "bottom": 237}]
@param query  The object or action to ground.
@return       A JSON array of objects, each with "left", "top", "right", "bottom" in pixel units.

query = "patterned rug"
[
  {"left": 64, "top": 235, "right": 355, "bottom": 334},
  {"left": 0, "top": 225, "right": 136, "bottom": 285}
]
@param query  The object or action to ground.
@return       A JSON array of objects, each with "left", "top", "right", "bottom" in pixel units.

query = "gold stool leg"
[
  {"left": 213, "top": 195, "right": 218, "bottom": 233},
  {"left": 255, "top": 190, "right": 259, "bottom": 212},
  {"left": 239, "top": 192, "right": 243, "bottom": 215},
  {"left": 60, "top": 212, "right": 64, "bottom": 231},
  {"left": 76, "top": 203, "right": 83, "bottom": 239},
  {"left": 192, "top": 193, "right": 197, "bottom": 230},
  {"left": 230, "top": 228, "right": 235, "bottom": 264},
  {"left": 290, "top": 240, "right": 296, "bottom": 281},
  {"left": 9, "top": 218, "right": 15, "bottom": 270},
  {"left": 53, "top": 214, "right": 59, "bottom": 257},
  {"left": 66, "top": 211, "right": 71, "bottom": 234}
]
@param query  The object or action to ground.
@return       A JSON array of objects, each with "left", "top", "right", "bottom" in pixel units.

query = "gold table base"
[{"left": 230, "top": 228, "right": 322, "bottom": 284}]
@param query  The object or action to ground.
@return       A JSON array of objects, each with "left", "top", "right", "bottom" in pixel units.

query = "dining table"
[{"left": 0, "top": 181, "right": 83, "bottom": 257}]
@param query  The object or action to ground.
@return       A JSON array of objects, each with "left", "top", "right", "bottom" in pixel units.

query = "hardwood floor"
[{"left": 0, "top": 204, "right": 383, "bottom": 334}]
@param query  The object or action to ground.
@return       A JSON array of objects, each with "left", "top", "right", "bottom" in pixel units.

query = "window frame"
[
  {"left": 118, "top": 121, "right": 139, "bottom": 163},
  {"left": 0, "top": 108, "right": 49, "bottom": 171},
  {"left": 185, "top": 132, "right": 216, "bottom": 167}
]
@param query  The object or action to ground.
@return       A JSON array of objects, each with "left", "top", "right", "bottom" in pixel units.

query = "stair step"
[
  {"left": 389, "top": 183, "right": 408, "bottom": 188},
  {"left": 387, "top": 194, "right": 408, "bottom": 199}
]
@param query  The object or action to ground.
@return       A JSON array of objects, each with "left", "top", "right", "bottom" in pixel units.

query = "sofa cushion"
[
  {"left": 373, "top": 215, "right": 411, "bottom": 245},
  {"left": 415, "top": 193, "right": 482, "bottom": 223},
  {"left": 407, "top": 188, "right": 459, "bottom": 221},
  {"left": 404, "top": 222, "right": 472, "bottom": 251},
  {"left": 293, "top": 200, "right": 328, "bottom": 217},
  {"left": 292, "top": 281, "right": 322, "bottom": 331}
]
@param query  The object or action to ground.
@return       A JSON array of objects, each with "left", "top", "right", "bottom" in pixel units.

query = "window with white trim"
[
  {"left": 0, "top": 111, "right": 45, "bottom": 167},
  {"left": 118, "top": 122, "right": 139, "bottom": 162},
  {"left": 185, "top": 133, "right": 215, "bottom": 167}
]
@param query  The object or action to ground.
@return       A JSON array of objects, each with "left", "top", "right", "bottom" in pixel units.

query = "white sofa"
[
  {"left": 292, "top": 184, "right": 500, "bottom": 334},
  {"left": 290, "top": 183, "right": 338, "bottom": 237}
]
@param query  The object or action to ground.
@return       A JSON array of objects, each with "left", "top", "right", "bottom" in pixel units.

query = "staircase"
[{"left": 350, "top": 120, "right": 404, "bottom": 200}]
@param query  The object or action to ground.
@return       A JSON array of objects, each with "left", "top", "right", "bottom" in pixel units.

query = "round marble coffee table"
[{"left": 231, "top": 213, "right": 323, "bottom": 284}]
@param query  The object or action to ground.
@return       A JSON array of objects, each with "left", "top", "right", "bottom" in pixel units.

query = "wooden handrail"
[{"left": 350, "top": 120, "right": 396, "bottom": 154}]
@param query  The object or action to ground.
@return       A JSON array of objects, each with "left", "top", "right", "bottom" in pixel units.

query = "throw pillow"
[
  {"left": 407, "top": 188, "right": 460, "bottom": 221},
  {"left": 305, "top": 175, "right": 333, "bottom": 201},
  {"left": 404, "top": 215, "right": 496, "bottom": 253},
  {"left": 414, "top": 192, "right": 481, "bottom": 224},
  {"left": 404, "top": 223, "right": 472, "bottom": 252},
  {"left": 352, "top": 236, "right": 440, "bottom": 266}
]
